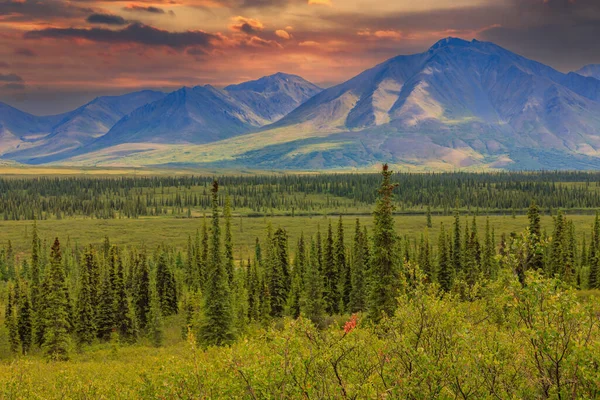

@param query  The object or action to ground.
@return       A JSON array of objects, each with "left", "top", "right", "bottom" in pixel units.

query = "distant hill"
[
  {"left": 576, "top": 64, "right": 600, "bottom": 80},
  {"left": 4, "top": 41, "right": 600, "bottom": 170}
]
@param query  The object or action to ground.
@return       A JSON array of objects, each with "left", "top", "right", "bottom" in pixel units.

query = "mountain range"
[{"left": 2, "top": 38, "right": 600, "bottom": 170}]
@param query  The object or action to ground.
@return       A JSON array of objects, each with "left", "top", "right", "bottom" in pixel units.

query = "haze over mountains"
[{"left": 2, "top": 38, "right": 600, "bottom": 170}]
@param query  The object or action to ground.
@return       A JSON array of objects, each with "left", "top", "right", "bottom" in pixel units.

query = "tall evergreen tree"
[
  {"left": 113, "top": 248, "right": 135, "bottom": 342},
  {"left": 301, "top": 239, "right": 325, "bottom": 326},
  {"left": 76, "top": 247, "right": 97, "bottom": 345},
  {"left": 147, "top": 292, "right": 164, "bottom": 347},
  {"left": 17, "top": 281, "right": 32, "bottom": 355},
  {"left": 42, "top": 238, "right": 71, "bottom": 360},
  {"left": 335, "top": 216, "right": 351, "bottom": 312},
  {"left": 438, "top": 223, "right": 452, "bottom": 292},
  {"left": 527, "top": 201, "right": 544, "bottom": 272},
  {"left": 156, "top": 250, "right": 178, "bottom": 316},
  {"left": 269, "top": 228, "right": 290, "bottom": 317},
  {"left": 133, "top": 252, "right": 151, "bottom": 331},
  {"left": 367, "top": 164, "right": 401, "bottom": 322},
  {"left": 452, "top": 209, "right": 462, "bottom": 278},
  {"left": 322, "top": 221, "right": 338, "bottom": 314},
  {"left": 349, "top": 219, "right": 367, "bottom": 312},
  {"left": 224, "top": 195, "right": 235, "bottom": 285},
  {"left": 5, "top": 286, "right": 20, "bottom": 354},
  {"left": 199, "top": 180, "right": 234, "bottom": 346},
  {"left": 589, "top": 213, "right": 600, "bottom": 289}
]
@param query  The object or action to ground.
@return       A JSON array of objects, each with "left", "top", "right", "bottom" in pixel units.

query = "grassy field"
[{"left": 0, "top": 213, "right": 594, "bottom": 260}]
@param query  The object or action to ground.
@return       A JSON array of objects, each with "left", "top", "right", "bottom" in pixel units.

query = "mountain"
[
  {"left": 576, "top": 64, "right": 600, "bottom": 80},
  {"left": 4, "top": 90, "right": 165, "bottom": 163},
  {"left": 0, "top": 102, "right": 66, "bottom": 155},
  {"left": 54, "top": 73, "right": 322, "bottom": 160},
  {"left": 225, "top": 73, "right": 322, "bottom": 122}
]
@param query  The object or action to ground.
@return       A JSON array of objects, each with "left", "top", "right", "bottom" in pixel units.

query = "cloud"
[
  {"left": 298, "top": 40, "right": 319, "bottom": 46},
  {"left": 275, "top": 29, "right": 290, "bottom": 39},
  {"left": 357, "top": 29, "right": 402, "bottom": 40},
  {"left": 87, "top": 13, "right": 130, "bottom": 26},
  {"left": 230, "top": 16, "right": 264, "bottom": 35},
  {"left": 14, "top": 48, "right": 37, "bottom": 57},
  {"left": 0, "top": 0, "right": 92, "bottom": 21},
  {"left": 25, "top": 23, "right": 220, "bottom": 50},
  {"left": 0, "top": 62, "right": 9, "bottom": 68},
  {"left": 308, "top": 0, "right": 332, "bottom": 5},
  {"left": 0, "top": 73, "right": 24, "bottom": 83},
  {"left": 123, "top": 5, "right": 167, "bottom": 14}
]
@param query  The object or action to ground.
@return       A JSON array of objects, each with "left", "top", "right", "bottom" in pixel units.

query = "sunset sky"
[{"left": 1, "top": 0, "right": 599, "bottom": 115}]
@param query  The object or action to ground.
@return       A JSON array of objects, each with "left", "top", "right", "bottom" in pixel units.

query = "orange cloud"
[
  {"left": 298, "top": 40, "right": 319, "bottom": 47},
  {"left": 357, "top": 29, "right": 402, "bottom": 40},
  {"left": 308, "top": 0, "right": 332, "bottom": 6},
  {"left": 229, "top": 16, "right": 264, "bottom": 35},
  {"left": 275, "top": 29, "right": 290, "bottom": 39}
]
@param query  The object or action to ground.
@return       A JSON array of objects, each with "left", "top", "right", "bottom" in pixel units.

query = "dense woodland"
[
  {"left": 1, "top": 167, "right": 600, "bottom": 398},
  {"left": 3, "top": 171, "right": 600, "bottom": 220}
]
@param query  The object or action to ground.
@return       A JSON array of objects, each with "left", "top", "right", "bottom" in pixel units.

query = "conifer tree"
[
  {"left": 426, "top": 205, "right": 433, "bottom": 228},
  {"left": 527, "top": 201, "right": 544, "bottom": 272},
  {"left": 76, "top": 248, "right": 97, "bottom": 345},
  {"left": 224, "top": 195, "right": 235, "bottom": 285},
  {"left": 452, "top": 209, "right": 462, "bottom": 278},
  {"left": 322, "top": 221, "right": 338, "bottom": 314},
  {"left": 17, "top": 281, "right": 32, "bottom": 355},
  {"left": 335, "top": 216, "right": 351, "bottom": 312},
  {"left": 113, "top": 249, "right": 135, "bottom": 342},
  {"left": 199, "top": 180, "right": 234, "bottom": 346},
  {"left": 438, "top": 223, "right": 452, "bottom": 292},
  {"left": 133, "top": 252, "right": 151, "bottom": 331},
  {"left": 589, "top": 213, "right": 600, "bottom": 289},
  {"left": 269, "top": 228, "right": 290, "bottom": 317},
  {"left": 156, "top": 250, "right": 178, "bottom": 316},
  {"left": 349, "top": 219, "right": 367, "bottom": 312},
  {"left": 96, "top": 273, "right": 114, "bottom": 341},
  {"left": 367, "top": 164, "right": 401, "bottom": 322},
  {"left": 301, "top": 239, "right": 325, "bottom": 325},
  {"left": 482, "top": 217, "right": 495, "bottom": 279},
  {"left": 418, "top": 231, "right": 433, "bottom": 282},
  {"left": 42, "top": 238, "right": 71, "bottom": 360},
  {"left": 5, "top": 286, "right": 20, "bottom": 354},
  {"left": 247, "top": 258, "right": 261, "bottom": 322}
]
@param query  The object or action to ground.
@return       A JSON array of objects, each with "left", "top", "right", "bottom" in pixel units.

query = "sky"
[{"left": 1, "top": 0, "right": 599, "bottom": 115}]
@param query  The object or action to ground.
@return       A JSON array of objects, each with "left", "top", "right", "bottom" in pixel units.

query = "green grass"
[{"left": 1, "top": 214, "right": 593, "bottom": 260}]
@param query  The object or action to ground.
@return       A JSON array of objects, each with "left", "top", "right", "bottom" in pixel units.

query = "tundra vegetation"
[{"left": 0, "top": 167, "right": 598, "bottom": 398}]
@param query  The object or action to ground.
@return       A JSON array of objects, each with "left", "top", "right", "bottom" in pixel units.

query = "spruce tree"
[
  {"left": 527, "top": 201, "right": 544, "bottom": 272},
  {"left": 349, "top": 219, "right": 367, "bottom": 312},
  {"left": 269, "top": 228, "right": 290, "bottom": 317},
  {"left": 42, "top": 238, "right": 71, "bottom": 360},
  {"left": 156, "top": 250, "right": 178, "bottom": 316},
  {"left": 452, "top": 209, "right": 462, "bottom": 278},
  {"left": 367, "top": 164, "right": 401, "bottom": 322},
  {"left": 322, "top": 221, "right": 338, "bottom": 314},
  {"left": 335, "top": 216, "right": 351, "bottom": 312},
  {"left": 426, "top": 205, "right": 433, "bottom": 228},
  {"left": 96, "top": 273, "right": 114, "bottom": 341},
  {"left": 76, "top": 248, "right": 97, "bottom": 345},
  {"left": 113, "top": 249, "right": 135, "bottom": 342},
  {"left": 589, "top": 213, "right": 600, "bottom": 289},
  {"left": 17, "top": 281, "right": 32, "bottom": 354},
  {"left": 133, "top": 252, "right": 151, "bottom": 331},
  {"left": 438, "top": 223, "right": 452, "bottom": 292},
  {"left": 5, "top": 286, "right": 20, "bottom": 354},
  {"left": 301, "top": 239, "right": 325, "bottom": 326},
  {"left": 199, "top": 180, "right": 234, "bottom": 346},
  {"left": 224, "top": 195, "right": 235, "bottom": 285}
]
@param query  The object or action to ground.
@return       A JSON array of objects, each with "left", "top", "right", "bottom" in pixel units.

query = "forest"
[{"left": 0, "top": 166, "right": 599, "bottom": 398}]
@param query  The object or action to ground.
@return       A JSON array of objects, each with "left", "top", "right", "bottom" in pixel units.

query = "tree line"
[
  {"left": 4, "top": 171, "right": 600, "bottom": 220},
  {"left": 3, "top": 166, "right": 600, "bottom": 360}
]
